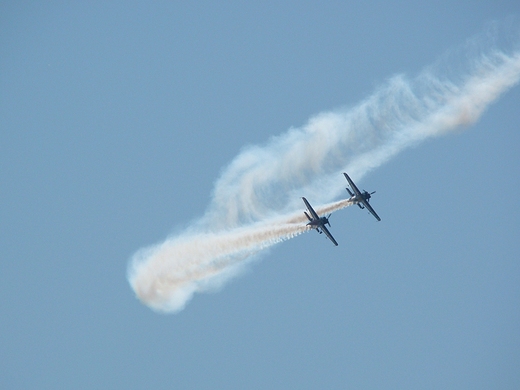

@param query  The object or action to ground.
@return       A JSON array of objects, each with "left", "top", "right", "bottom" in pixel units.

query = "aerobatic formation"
[
  {"left": 303, "top": 172, "right": 380, "bottom": 246},
  {"left": 128, "top": 24, "right": 520, "bottom": 313}
]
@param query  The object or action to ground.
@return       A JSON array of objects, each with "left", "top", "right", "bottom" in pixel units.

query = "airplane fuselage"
[
  {"left": 307, "top": 217, "right": 330, "bottom": 226},
  {"left": 346, "top": 188, "right": 371, "bottom": 204},
  {"left": 347, "top": 193, "right": 371, "bottom": 209}
]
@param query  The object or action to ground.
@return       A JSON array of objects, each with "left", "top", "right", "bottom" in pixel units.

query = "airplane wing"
[
  {"left": 302, "top": 197, "right": 319, "bottom": 220},
  {"left": 360, "top": 200, "right": 381, "bottom": 221},
  {"left": 343, "top": 172, "right": 362, "bottom": 197},
  {"left": 321, "top": 224, "right": 339, "bottom": 246}
]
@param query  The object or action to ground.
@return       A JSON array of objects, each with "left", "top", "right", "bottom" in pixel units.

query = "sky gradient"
[{"left": 2, "top": 2, "right": 520, "bottom": 389}]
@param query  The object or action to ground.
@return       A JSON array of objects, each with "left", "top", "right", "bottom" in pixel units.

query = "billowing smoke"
[{"left": 128, "top": 24, "right": 520, "bottom": 313}]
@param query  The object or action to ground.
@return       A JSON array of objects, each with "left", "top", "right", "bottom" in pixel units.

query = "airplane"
[
  {"left": 343, "top": 172, "right": 381, "bottom": 221},
  {"left": 302, "top": 197, "right": 338, "bottom": 246}
]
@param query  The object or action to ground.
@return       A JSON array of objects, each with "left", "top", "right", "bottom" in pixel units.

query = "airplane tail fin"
[
  {"left": 346, "top": 188, "right": 354, "bottom": 197},
  {"left": 304, "top": 211, "right": 312, "bottom": 222}
]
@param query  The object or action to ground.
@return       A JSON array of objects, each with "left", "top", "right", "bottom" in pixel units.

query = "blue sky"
[{"left": 2, "top": 2, "right": 520, "bottom": 389}]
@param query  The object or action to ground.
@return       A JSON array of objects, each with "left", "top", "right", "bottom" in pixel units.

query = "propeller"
[{"left": 363, "top": 190, "right": 376, "bottom": 202}]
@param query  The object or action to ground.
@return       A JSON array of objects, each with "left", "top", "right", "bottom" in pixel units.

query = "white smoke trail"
[
  {"left": 128, "top": 24, "right": 520, "bottom": 313},
  {"left": 129, "top": 198, "right": 353, "bottom": 312}
]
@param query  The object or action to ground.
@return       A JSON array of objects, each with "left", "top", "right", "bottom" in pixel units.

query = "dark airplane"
[
  {"left": 343, "top": 172, "right": 381, "bottom": 221},
  {"left": 302, "top": 197, "right": 338, "bottom": 246}
]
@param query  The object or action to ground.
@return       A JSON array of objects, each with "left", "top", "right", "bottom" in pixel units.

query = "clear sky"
[{"left": 1, "top": 2, "right": 519, "bottom": 389}]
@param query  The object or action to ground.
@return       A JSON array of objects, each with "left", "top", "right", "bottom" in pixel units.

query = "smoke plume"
[{"left": 128, "top": 24, "right": 520, "bottom": 313}]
